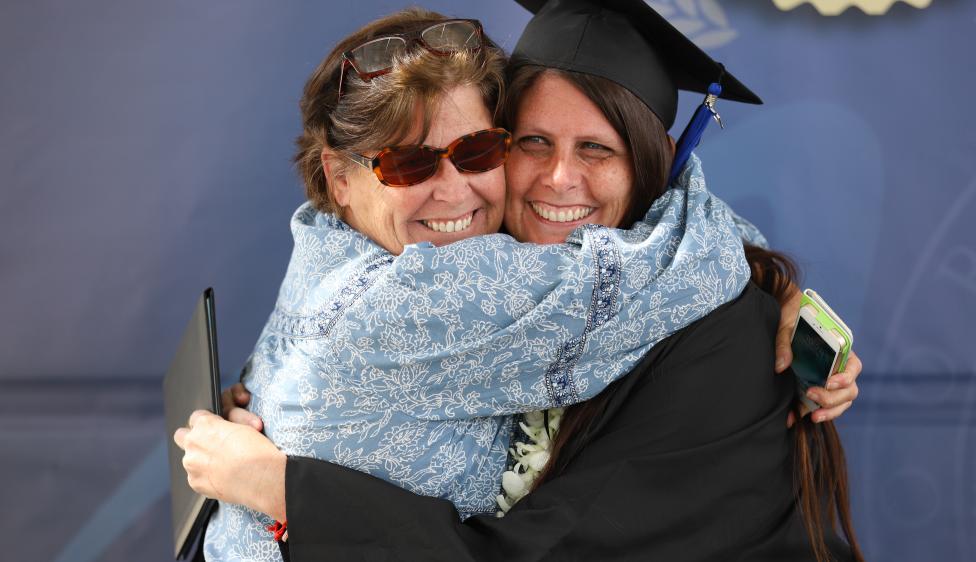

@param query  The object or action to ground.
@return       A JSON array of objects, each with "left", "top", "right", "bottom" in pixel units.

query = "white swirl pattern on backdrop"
[{"left": 771, "top": 0, "right": 932, "bottom": 15}]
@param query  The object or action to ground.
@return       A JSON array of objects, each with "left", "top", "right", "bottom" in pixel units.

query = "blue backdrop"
[{"left": 1, "top": 1, "right": 974, "bottom": 560}]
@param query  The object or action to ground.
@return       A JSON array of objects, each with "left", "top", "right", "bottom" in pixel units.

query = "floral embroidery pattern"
[
  {"left": 204, "top": 155, "right": 759, "bottom": 561},
  {"left": 544, "top": 227, "right": 621, "bottom": 406},
  {"left": 268, "top": 254, "right": 394, "bottom": 338}
]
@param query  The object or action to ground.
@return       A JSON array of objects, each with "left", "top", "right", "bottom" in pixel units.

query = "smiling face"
[
  {"left": 504, "top": 72, "right": 634, "bottom": 244},
  {"left": 330, "top": 84, "right": 505, "bottom": 255}
]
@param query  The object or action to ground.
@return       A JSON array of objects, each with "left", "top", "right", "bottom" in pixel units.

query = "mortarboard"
[
  {"left": 513, "top": 0, "right": 763, "bottom": 183},
  {"left": 512, "top": 0, "right": 762, "bottom": 130}
]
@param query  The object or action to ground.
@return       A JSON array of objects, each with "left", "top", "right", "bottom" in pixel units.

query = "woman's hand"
[
  {"left": 221, "top": 382, "right": 263, "bottom": 431},
  {"left": 802, "top": 351, "right": 861, "bottom": 423},
  {"left": 173, "top": 410, "right": 287, "bottom": 521},
  {"left": 774, "top": 286, "right": 862, "bottom": 427}
]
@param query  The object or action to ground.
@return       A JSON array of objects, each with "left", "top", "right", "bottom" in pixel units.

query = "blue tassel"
[{"left": 668, "top": 82, "right": 724, "bottom": 185}]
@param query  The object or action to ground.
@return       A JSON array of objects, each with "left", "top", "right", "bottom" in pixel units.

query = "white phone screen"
[{"left": 791, "top": 315, "right": 838, "bottom": 388}]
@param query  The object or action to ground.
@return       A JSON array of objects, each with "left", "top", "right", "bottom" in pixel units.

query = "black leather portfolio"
[{"left": 163, "top": 288, "right": 222, "bottom": 560}]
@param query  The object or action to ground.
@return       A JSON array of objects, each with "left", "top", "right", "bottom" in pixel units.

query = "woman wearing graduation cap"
[{"left": 176, "top": 2, "right": 863, "bottom": 560}]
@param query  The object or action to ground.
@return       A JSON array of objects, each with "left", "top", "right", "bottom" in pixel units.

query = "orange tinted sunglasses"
[{"left": 347, "top": 128, "right": 511, "bottom": 187}]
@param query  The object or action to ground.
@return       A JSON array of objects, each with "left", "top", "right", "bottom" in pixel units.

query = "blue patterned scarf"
[{"left": 205, "top": 154, "right": 755, "bottom": 561}]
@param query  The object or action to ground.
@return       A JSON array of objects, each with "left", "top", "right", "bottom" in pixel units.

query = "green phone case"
[{"left": 799, "top": 289, "right": 853, "bottom": 373}]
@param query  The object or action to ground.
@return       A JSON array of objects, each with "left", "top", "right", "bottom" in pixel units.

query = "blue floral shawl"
[{"left": 205, "top": 155, "right": 757, "bottom": 561}]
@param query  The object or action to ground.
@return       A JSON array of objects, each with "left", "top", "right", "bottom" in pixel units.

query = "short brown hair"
[{"left": 294, "top": 8, "right": 508, "bottom": 213}]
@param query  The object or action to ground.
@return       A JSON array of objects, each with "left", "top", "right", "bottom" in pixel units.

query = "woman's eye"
[
  {"left": 517, "top": 135, "right": 550, "bottom": 154},
  {"left": 579, "top": 142, "right": 613, "bottom": 157}
]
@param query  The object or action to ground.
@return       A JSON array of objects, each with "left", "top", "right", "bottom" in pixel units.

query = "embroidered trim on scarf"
[
  {"left": 544, "top": 226, "right": 621, "bottom": 406},
  {"left": 268, "top": 254, "right": 395, "bottom": 338}
]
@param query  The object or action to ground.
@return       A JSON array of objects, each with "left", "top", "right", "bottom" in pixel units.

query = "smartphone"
[{"left": 790, "top": 289, "right": 853, "bottom": 411}]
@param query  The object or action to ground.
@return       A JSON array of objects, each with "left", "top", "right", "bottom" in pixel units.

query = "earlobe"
[{"left": 322, "top": 148, "right": 351, "bottom": 207}]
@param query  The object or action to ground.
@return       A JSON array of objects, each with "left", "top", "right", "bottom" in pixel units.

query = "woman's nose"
[
  {"left": 429, "top": 157, "right": 470, "bottom": 203},
  {"left": 544, "top": 151, "right": 580, "bottom": 192}
]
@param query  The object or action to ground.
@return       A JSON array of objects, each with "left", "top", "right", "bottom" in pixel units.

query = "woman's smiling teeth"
[
  {"left": 530, "top": 202, "right": 596, "bottom": 223},
  {"left": 422, "top": 212, "right": 474, "bottom": 233}
]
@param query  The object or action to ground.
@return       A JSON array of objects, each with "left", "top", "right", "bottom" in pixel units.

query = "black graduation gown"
[{"left": 281, "top": 284, "right": 856, "bottom": 561}]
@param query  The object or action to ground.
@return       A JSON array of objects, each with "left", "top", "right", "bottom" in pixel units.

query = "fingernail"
[
  {"left": 806, "top": 389, "right": 818, "bottom": 401},
  {"left": 826, "top": 380, "right": 838, "bottom": 390},
  {"left": 776, "top": 358, "right": 786, "bottom": 371}
]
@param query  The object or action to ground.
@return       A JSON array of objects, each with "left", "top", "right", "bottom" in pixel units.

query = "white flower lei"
[{"left": 496, "top": 407, "right": 564, "bottom": 516}]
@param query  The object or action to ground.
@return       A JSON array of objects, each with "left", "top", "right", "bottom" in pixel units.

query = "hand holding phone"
[{"left": 790, "top": 289, "right": 853, "bottom": 412}]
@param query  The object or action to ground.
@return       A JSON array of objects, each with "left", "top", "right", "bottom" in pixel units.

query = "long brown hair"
[
  {"left": 507, "top": 63, "right": 863, "bottom": 562},
  {"left": 746, "top": 245, "right": 864, "bottom": 562}
]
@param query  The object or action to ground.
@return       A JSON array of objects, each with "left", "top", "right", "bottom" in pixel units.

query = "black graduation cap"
[{"left": 513, "top": 0, "right": 762, "bottom": 130}]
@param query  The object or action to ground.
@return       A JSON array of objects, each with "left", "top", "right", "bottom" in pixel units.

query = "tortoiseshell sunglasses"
[{"left": 347, "top": 128, "right": 511, "bottom": 187}]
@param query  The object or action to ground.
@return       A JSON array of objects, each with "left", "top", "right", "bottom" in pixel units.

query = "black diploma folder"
[{"left": 163, "top": 288, "right": 223, "bottom": 559}]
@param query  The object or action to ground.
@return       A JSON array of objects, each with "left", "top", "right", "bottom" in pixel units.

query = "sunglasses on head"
[
  {"left": 347, "top": 128, "right": 512, "bottom": 188},
  {"left": 337, "top": 19, "right": 484, "bottom": 103}
]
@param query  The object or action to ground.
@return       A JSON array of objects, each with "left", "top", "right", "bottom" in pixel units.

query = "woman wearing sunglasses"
[{"left": 177, "top": 3, "right": 862, "bottom": 561}]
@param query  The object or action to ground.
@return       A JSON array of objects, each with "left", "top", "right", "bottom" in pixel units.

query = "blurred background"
[{"left": 1, "top": 0, "right": 973, "bottom": 560}]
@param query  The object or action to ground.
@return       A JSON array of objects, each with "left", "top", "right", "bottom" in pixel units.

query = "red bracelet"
[{"left": 267, "top": 520, "right": 287, "bottom": 542}]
